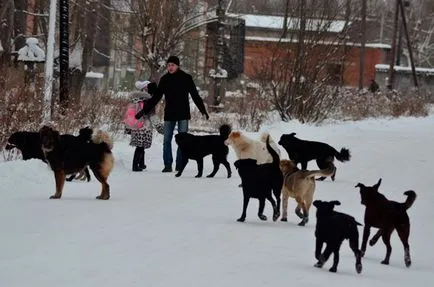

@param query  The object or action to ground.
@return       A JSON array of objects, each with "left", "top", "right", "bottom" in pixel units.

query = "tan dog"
[{"left": 279, "top": 159, "right": 335, "bottom": 226}]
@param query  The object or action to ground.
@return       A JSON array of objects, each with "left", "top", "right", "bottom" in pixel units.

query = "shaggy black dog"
[
  {"left": 313, "top": 200, "right": 362, "bottom": 274},
  {"left": 39, "top": 126, "right": 114, "bottom": 200},
  {"left": 355, "top": 179, "right": 416, "bottom": 267},
  {"left": 174, "top": 124, "right": 232, "bottom": 178},
  {"left": 5, "top": 131, "right": 46, "bottom": 161},
  {"left": 278, "top": 133, "right": 350, "bottom": 181},
  {"left": 234, "top": 136, "right": 281, "bottom": 222}
]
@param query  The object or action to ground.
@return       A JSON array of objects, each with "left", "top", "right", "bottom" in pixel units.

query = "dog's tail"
[
  {"left": 403, "top": 190, "right": 417, "bottom": 209},
  {"left": 304, "top": 164, "right": 336, "bottom": 179},
  {"left": 92, "top": 130, "right": 114, "bottom": 151},
  {"left": 335, "top": 147, "right": 351, "bottom": 162},
  {"left": 219, "top": 124, "right": 232, "bottom": 140},
  {"left": 265, "top": 135, "right": 280, "bottom": 167}
]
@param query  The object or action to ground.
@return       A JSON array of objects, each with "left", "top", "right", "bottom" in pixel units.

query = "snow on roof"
[
  {"left": 245, "top": 36, "right": 392, "bottom": 49},
  {"left": 227, "top": 13, "right": 349, "bottom": 33},
  {"left": 375, "top": 64, "right": 434, "bottom": 75},
  {"left": 85, "top": 71, "right": 104, "bottom": 78},
  {"left": 17, "top": 37, "right": 45, "bottom": 62}
]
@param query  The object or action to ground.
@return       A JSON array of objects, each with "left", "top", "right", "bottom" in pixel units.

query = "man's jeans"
[{"left": 163, "top": 120, "right": 189, "bottom": 169}]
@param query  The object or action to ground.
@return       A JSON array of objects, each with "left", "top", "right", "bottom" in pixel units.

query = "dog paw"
[
  {"left": 175, "top": 173, "right": 182, "bottom": 177},
  {"left": 329, "top": 267, "right": 337, "bottom": 273},
  {"left": 273, "top": 212, "right": 280, "bottom": 222},
  {"left": 206, "top": 174, "right": 214, "bottom": 178},
  {"left": 237, "top": 217, "right": 246, "bottom": 222},
  {"left": 281, "top": 217, "right": 288, "bottom": 222},
  {"left": 298, "top": 221, "right": 306, "bottom": 226},
  {"left": 227, "top": 174, "right": 232, "bottom": 178},
  {"left": 49, "top": 195, "right": 61, "bottom": 199},
  {"left": 194, "top": 174, "right": 202, "bottom": 178},
  {"left": 258, "top": 214, "right": 267, "bottom": 221},
  {"left": 314, "top": 262, "right": 323, "bottom": 268},
  {"left": 369, "top": 239, "right": 376, "bottom": 246},
  {"left": 96, "top": 195, "right": 110, "bottom": 200},
  {"left": 356, "top": 263, "right": 363, "bottom": 274},
  {"left": 381, "top": 259, "right": 389, "bottom": 265}
]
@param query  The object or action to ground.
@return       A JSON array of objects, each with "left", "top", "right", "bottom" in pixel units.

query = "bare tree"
[{"left": 111, "top": 0, "right": 202, "bottom": 81}]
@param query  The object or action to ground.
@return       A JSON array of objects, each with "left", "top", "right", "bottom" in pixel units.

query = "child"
[{"left": 124, "top": 80, "right": 158, "bottom": 171}]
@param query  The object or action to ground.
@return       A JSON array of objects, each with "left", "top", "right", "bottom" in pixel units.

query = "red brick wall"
[{"left": 242, "top": 40, "right": 387, "bottom": 87}]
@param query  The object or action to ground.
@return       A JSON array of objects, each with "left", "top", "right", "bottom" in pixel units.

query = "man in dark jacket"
[{"left": 135, "top": 55, "right": 209, "bottom": 173}]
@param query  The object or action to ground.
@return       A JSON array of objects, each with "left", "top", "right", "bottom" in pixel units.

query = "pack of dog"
[
  {"left": 279, "top": 159, "right": 335, "bottom": 226},
  {"left": 312, "top": 200, "right": 363, "bottom": 274},
  {"left": 174, "top": 124, "right": 232, "bottom": 178},
  {"left": 278, "top": 133, "right": 350, "bottom": 181},
  {"left": 39, "top": 125, "right": 114, "bottom": 200},
  {"left": 233, "top": 135, "right": 282, "bottom": 222},
  {"left": 355, "top": 179, "right": 416, "bottom": 267},
  {"left": 6, "top": 128, "right": 93, "bottom": 181}
]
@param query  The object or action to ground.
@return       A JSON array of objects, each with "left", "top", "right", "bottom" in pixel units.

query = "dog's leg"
[
  {"left": 51, "top": 170, "right": 66, "bottom": 199},
  {"left": 206, "top": 156, "right": 220, "bottom": 178},
  {"left": 281, "top": 191, "right": 289, "bottom": 221},
  {"left": 195, "top": 158, "right": 204, "bottom": 178},
  {"left": 65, "top": 174, "right": 76, "bottom": 182},
  {"left": 380, "top": 227, "right": 394, "bottom": 265},
  {"left": 257, "top": 197, "right": 267, "bottom": 221},
  {"left": 314, "top": 244, "right": 333, "bottom": 269},
  {"left": 329, "top": 244, "right": 342, "bottom": 273},
  {"left": 84, "top": 167, "right": 91, "bottom": 182},
  {"left": 315, "top": 239, "right": 324, "bottom": 260},
  {"left": 265, "top": 193, "right": 279, "bottom": 221},
  {"left": 316, "top": 159, "right": 330, "bottom": 181},
  {"left": 360, "top": 225, "right": 371, "bottom": 257},
  {"left": 273, "top": 180, "right": 282, "bottom": 215},
  {"left": 301, "top": 161, "right": 308, "bottom": 170},
  {"left": 237, "top": 195, "right": 250, "bottom": 222},
  {"left": 349, "top": 236, "right": 363, "bottom": 274},
  {"left": 175, "top": 157, "right": 189, "bottom": 177},
  {"left": 295, "top": 205, "right": 303, "bottom": 219},
  {"left": 369, "top": 229, "right": 382, "bottom": 246},
  {"left": 92, "top": 169, "right": 110, "bottom": 200},
  {"left": 396, "top": 224, "right": 411, "bottom": 267},
  {"left": 221, "top": 159, "right": 232, "bottom": 178},
  {"left": 296, "top": 198, "right": 308, "bottom": 226}
]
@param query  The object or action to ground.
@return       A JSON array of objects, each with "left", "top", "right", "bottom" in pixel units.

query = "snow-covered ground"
[{"left": 1, "top": 115, "right": 433, "bottom": 287}]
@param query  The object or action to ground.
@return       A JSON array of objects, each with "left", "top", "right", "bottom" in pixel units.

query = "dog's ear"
[
  {"left": 331, "top": 200, "right": 341, "bottom": 206},
  {"left": 374, "top": 178, "right": 382, "bottom": 190},
  {"left": 289, "top": 132, "right": 296, "bottom": 137},
  {"left": 313, "top": 200, "right": 321, "bottom": 207},
  {"left": 355, "top": 183, "right": 365, "bottom": 189}
]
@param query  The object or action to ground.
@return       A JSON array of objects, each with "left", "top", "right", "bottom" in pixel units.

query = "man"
[{"left": 135, "top": 55, "right": 209, "bottom": 173}]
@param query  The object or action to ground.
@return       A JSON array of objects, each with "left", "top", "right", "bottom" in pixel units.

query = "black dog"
[
  {"left": 174, "top": 124, "right": 232, "bottom": 178},
  {"left": 39, "top": 126, "right": 114, "bottom": 200},
  {"left": 313, "top": 200, "right": 362, "bottom": 274},
  {"left": 356, "top": 179, "right": 416, "bottom": 267},
  {"left": 5, "top": 131, "right": 46, "bottom": 161},
  {"left": 234, "top": 136, "right": 281, "bottom": 222},
  {"left": 5, "top": 129, "right": 92, "bottom": 182},
  {"left": 278, "top": 133, "right": 350, "bottom": 181}
]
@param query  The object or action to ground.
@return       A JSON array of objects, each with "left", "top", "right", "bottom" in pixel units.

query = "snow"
[
  {"left": 1, "top": 115, "right": 434, "bottom": 286},
  {"left": 17, "top": 37, "right": 45, "bottom": 62},
  {"left": 0, "top": 40, "right": 3, "bottom": 52},
  {"left": 245, "top": 36, "right": 392, "bottom": 49},
  {"left": 69, "top": 41, "right": 83, "bottom": 71},
  {"left": 375, "top": 64, "right": 434, "bottom": 75},
  {"left": 227, "top": 13, "right": 349, "bottom": 33},
  {"left": 85, "top": 71, "right": 104, "bottom": 79}
]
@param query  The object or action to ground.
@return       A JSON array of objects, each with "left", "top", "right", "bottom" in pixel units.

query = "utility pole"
[
  {"left": 43, "top": 0, "right": 57, "bottom": 122},
  {"left": 59, "top": 0, "right": 69, "bottom": 111},
  {"left": 359, "top": 0, "right": 367, "bottom": 90},
  {"left": 387, "top": 0, "right": 400, "bottom": 89}
]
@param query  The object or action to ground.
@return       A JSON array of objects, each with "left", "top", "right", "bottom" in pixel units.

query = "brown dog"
[
  {"left": 39, "top": 126, "right": 114, "bottom": 200},
  {"left": 355, "top": 179, "right": 416, "bottom": 267},
  {"left": 279, "top": 159, "right": 335, "bottom": 226}
]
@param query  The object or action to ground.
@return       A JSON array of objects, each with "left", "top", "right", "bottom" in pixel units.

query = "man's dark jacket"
[{"left": 136, "top": 69, "right": 208, "bottom": 121}]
